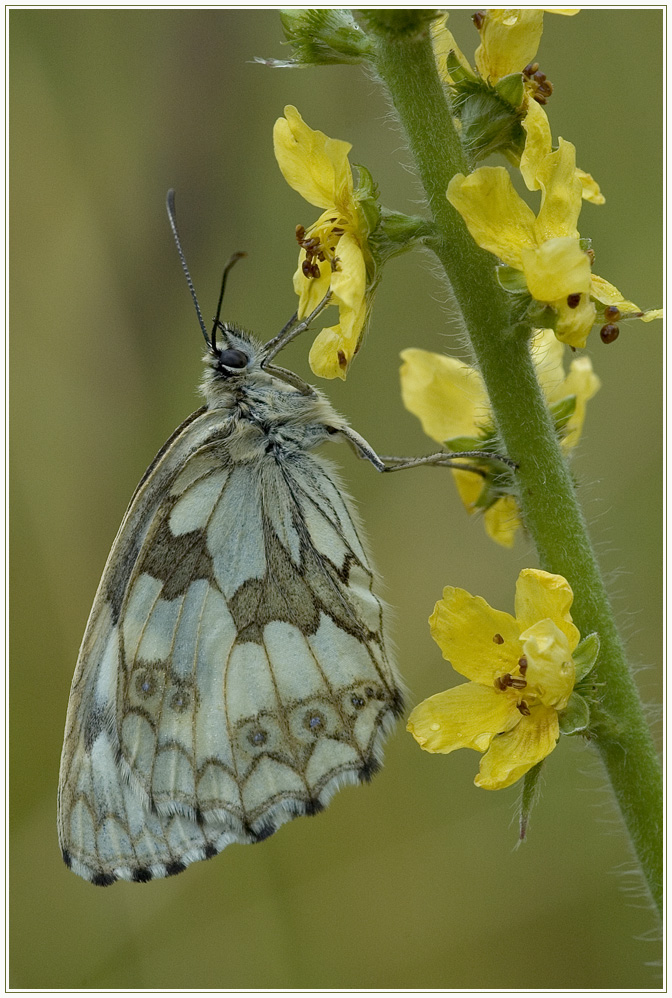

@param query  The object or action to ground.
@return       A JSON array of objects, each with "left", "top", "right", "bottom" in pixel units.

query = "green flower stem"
[{"left": 367, "top": 13, "right": 662, "bottom": 914}]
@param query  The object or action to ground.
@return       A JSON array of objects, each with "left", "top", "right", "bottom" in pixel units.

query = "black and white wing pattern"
[{"left": 58, "top": 405, "right": 403, "bottom": 885}]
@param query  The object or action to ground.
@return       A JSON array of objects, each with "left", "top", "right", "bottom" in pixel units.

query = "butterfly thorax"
[{"left": 199, "top": 329, "right": 349, "bottom": 463}]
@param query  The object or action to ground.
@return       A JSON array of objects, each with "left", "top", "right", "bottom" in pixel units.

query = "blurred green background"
[{"left": 10, "top": 9, "right": 662, "bottom": 989}]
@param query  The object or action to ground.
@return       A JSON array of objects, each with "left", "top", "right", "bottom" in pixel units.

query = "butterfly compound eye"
[{"left": 218, "top": 348, "right": 249, "bottom": 370}]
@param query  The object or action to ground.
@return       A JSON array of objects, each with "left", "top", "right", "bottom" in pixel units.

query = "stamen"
[
  {"left": 517, "top": 700, "right": 531, "bottom": 716},
  {"left": 295, "top": 218, "right": 346, "bottom": 281},
  {"left": 493, "top": 633, "right": 505, "bottom": 645},
  {"left": 566, "top": 292, "right": 582, "bottom": 309},
  {"left": 523, "top": 62, "right": 554, "bottom": 105},
  {"left": 518, "top": 656, "right": 528, "bottom": 676}
]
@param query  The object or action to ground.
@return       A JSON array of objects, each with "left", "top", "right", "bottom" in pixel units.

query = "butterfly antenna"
[
  {"left": 166, "top": 190, "right": 210, "bottom": 349},
  {"left": 211, "top": 252, "right": 247, "bottom": 353}
]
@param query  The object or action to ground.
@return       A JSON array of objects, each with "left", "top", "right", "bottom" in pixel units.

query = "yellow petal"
[
  {"left": 451, "top": 466, "right": 486, "bottom": 515},
  {"left": 519, "top": 620, "right": 575, "bottom": 710},
  {"left": 475, "top": 705, "right": 560, "bottom": 789},
  {"left": 531, "top": 329, "right": 600, "bottom": 448},
  {"left": 514, "top": 569, "right": 580, "bottom": 652},
  {"left": 430, "top": 587, "right": 520, "bottom": 684},
  {"left": 407, "top": 682, "right": 520, "bottom": 754},
  {"left": 557, "top": 354, "right": 601, "bottom": 451},
  {"left": 590, "top": 274, "right": 641, "bottom": 314},
  {"left": 308, "top": 299, "right": 366, "bottom": 381},
  {"left": 448, "top": 168, "right": 536, "bottom": 269},
  {"left": 329, "top": 231, "right": 366, "bottom": 312},
  {"left": 554, "top": 294, "right": 596, "bottom": 349},
  {"left": 484, "top": 495, "right": 522, "bottom": 548},
  {"left": 576, "top": 168, "right": 605, "bottom": 205},
  {"left": 521, "top": 236, "right": 591, "bottom": 302},
  {"left": 399, "top": 349, "right": 488, "bottom": 444},
  {"left": 273, "top": 105, "right": 353, "bottom": 210},
  {"left": 520, "top": 99, "right": 552, "bottom": 193},
  {"left": 308, "top": 326, "right": 350, "bottom": 381},
  {"left": 535, "top": 139, "right": 582, "bottom": 241},
  {"left": 474, "top": 9, "right": 545, "bottom": 83},
  {"left": 530, "top": 328, "right": 565, "bottom": 395}
]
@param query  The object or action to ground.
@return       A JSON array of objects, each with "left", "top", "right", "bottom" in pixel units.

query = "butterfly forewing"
[{"left": 58, "top": 353, "right": 403, "bottom": 885}]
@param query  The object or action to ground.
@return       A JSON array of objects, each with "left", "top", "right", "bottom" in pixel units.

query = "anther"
[
  {"left": 604, "top": 305, "right": 621, "bottom": 322},
  {"left": 517, "top": 700, "right": 531, "bottom": 716},
  {"left": 518, "top": 656, "right": 528, "bottom": 676},
  {"left": 600, "top": 323, "right": 620, "bottom": 344},
  {"left": 566, "top": 292, "right": 582, "bottom": 309},
  {"left": 493, "top": 633, "right": 505, "bottom": 645},
  {"left": 494, "top": 673, "right": 527, "bottom": 691}
]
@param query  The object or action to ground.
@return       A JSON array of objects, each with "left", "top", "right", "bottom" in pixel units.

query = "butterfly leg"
[
  {"left": 337, "top": 426, "right": 516, "bottom": 476},
  {"left": 261, "top": 292, "right": 333, "bottom": 366}
]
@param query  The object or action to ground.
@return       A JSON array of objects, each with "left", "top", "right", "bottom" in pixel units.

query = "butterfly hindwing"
[{"left": 58, "top": 402, "right": 403, "bottom": 885}]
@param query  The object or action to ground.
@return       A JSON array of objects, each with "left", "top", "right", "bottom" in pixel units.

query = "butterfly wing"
[{"left": 58, "top": 413, "right": 402, "bottom": 885}]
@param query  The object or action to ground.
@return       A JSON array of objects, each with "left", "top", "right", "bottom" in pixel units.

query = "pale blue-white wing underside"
[{"left": 58, "top": 410, "right": 402, "bottom": 884}]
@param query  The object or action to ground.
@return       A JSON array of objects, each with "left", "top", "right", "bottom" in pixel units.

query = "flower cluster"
[
  {"left": 400, "top": 329, "right": 600, "bottom": 546},
  {"left": 273, "top": 106, "right": 375, "bottom": 380},
  {"left": 274, "top": 105, "right": 429, "bottom": 379},
  {"left": 407, "top": 569, "right": 595, "bottom": 790},
  {"left": 433, "top": 10, "right": 660, "bottom": 348}
]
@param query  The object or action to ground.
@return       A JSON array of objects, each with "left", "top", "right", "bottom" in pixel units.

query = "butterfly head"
[{"left": 205, "top": 325, "right": 262, "bottom": 381}]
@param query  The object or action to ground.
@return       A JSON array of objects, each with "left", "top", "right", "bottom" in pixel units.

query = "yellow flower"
[
  {"left": 400, "top": 329, "right": 600, "bottom": 546},
  {"left": 407, "top": 569, "right": 580, "bottom": 790},
  {"left": 273, "top": 105, "right": 372, "bottom": 380},
  {"left": 447, "top": 151, "right": 658, "bottom": 348},
  {"left": 432, "top": 13, "right": 602, "bottom": 204},
  {"left": 473, "top": 9, "right": 579, "bottom": 85}
]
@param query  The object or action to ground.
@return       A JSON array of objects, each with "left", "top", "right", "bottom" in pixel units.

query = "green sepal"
[
  {"left": 352, "top": 166, "right": 381, "bottom": 240},
  {"left": 497, "top": 265, "right": 528, "bottom": 294},
  {"left": 494, "top": 73, "right": 525, "bottom": 109},
  {"left": 263, "top": 9, "right": 373, "bottom": 66},
  {"left": 518, "top": 761, "right": 544, "bottom": 843},
  {"left": 444, "top": 434, "right": 489, "bottom": 453},
  {"left": 558, "top": 692, "right": 591, "bottom": 735},
  {"left": 450, "top": 78, "right": 526, "bottom": 162},
  {"left": 527, "top": 301, "right": 557, "bottom": 329},
  {"left": 579, "top": 236, "right": 593, "bottom": 255},
  {"left": 445, "top": 49, "right": 476, "bottom": 85},
  {"left": 370, "top": 209, "right": 436, "bottom": 264},
  {"left": 354, "top": 163, "right": 378, "bottom": 203},
  {"left": 573, "top": 631, "right": 601, "bottom": 682}
]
